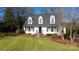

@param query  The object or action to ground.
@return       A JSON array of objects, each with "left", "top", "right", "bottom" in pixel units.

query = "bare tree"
[
  {"left": 67, "top": 8, "right": 79, "bottom": 42},
  {"left": 13, "top": 7, "right": 34, "bottom": 30},
  {"left": 52, "top": 8, "right": 65, "bottom": 40}
]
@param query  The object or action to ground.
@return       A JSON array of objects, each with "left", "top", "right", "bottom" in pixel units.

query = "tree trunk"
[
  {"left": 61, "top": 30, "right": 64, "bottom": 40},
  {"left": 69, "top": 34, "right": 74, "bottom": 42}
]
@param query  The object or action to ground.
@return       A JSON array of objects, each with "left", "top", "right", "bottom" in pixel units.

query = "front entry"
[{"left": 39, "top": 27, "right": 42, "bottom": 34}]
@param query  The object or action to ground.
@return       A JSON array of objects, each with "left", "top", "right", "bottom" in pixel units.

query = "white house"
[{"left": 23, "top": 14, "right": 66, "bottom": 35}]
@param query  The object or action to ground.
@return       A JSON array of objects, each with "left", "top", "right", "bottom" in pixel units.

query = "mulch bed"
[
  {"left": 18, "top": 34, "right": 51, "bottom": 38},
  {"left": 49, "top": 36, "right": 79, "bottom": 46},
  {"left": 50, "top": 38, "right": 77, "bottom": 46}
]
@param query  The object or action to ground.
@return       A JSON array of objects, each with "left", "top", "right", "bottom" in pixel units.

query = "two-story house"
[{"left": 23, "top": 14, "right": 66, "bottom": 35}]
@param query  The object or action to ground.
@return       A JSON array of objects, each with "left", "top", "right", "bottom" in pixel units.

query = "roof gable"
[{"left": 23, "top": 14, "right": 59, "bottom": 27}]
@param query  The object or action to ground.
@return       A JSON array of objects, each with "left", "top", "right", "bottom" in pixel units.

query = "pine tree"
[{"left": 4, "top": 7, "right": 14, "bottom": 32}]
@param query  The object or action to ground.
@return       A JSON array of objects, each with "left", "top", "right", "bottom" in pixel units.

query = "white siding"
[
  {"left": 24, "top": 27, "right": 35, "bottom": 34},
  {"left": 64, "top": 27, "right": 66, "bottom": 34},
  {"left": 24, "top": 27, "right": 39, "bottom": 35},
  {"left": 53, "top": 27, "right": 57, "bottom": 32},
  {"left": 34, "top": 27, "right": 39, "bottom": 34},
  {"left": 47, "top": 27, "right": 51, "bottom": 32},
  {"left": 46, "top": 32, "right": 58, "bottom": 34},
  {"left": 42, "top": 27, "right": 47, "bottom": 35},
  {"left": 23, "top": 27, "right": 25, "bottom": 31},
  {"left": 46, "top": 27, "right": 58, "bottom": 34},
  {"left": 24, "top": 27, "right": 60, "bottom": 35}
]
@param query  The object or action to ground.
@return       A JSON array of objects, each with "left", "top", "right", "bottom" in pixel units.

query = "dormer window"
[
  {"left": 38, "top": 16, "right": 43, "bottom": 24},
  {"left": 50, "top": 15, "right": 55, "bottom": 24},
  {"left": 28, "top": 17, "right": 32, "bottom": 24}
]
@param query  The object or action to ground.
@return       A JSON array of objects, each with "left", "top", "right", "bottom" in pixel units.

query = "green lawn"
[{"left": 0, "top": 35, "right": 79, "bottom": 51}]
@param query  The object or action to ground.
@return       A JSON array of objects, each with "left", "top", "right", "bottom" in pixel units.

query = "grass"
[{"left": 0, "top": 34, "right": 79, "bottom": 50}]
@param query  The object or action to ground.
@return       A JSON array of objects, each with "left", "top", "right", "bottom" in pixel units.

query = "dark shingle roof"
[{"left": 23, "top": 14, "right": 60, "bottom": 27}]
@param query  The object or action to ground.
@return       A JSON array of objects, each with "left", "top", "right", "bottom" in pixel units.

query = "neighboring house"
[{"left": 23, "top": 14, "right": 66, "bottom": 35}]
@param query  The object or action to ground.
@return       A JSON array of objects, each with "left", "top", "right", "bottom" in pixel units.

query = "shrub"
[
  {"left": 0, "top": 33, "right": 5, "bottom": 37},
  {"left": 46, "top": 34, "right": 52, "bottom": 36},
  {"left": 28, "top": 33, "right": 31, "bottom": 35},
  {"left": 16, "top": 29, "right": 25, "bottom": 34}
]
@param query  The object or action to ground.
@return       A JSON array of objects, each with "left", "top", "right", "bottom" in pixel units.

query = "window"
[
  {"left": 25, "top": 27, "right": 26, "bottom": 31},
  {"left": 27, "top": 27, "right": 34, "bottom": 31},
  {"left": 47, "top": 27, "right": 51, "bottom": 32},
  {"left": 28, "top": 27, "right": 30, "bottom": 31},
  {"left": 57, "top": 28, "right": 58, "bottom": 32},
  {"left": 47, "top": 27, "right": 57, "bottom": 32},
  {"left": 38, "top": 16, "right": 43, "bottom": 24},
  {"left": 28, "top": 17, "right": 32, "bottom": 24},
  {"left": 47, "top": 28, "right": 48, "bottom": 32},
  {"left": 30, "top": 27, "right": 34, "bottom": 31},
  {"left": 50, "top": 15, "right": 55, "bottom": 24}
]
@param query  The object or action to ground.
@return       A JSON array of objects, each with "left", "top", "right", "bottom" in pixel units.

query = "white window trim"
[
  {"left": 50, "top": 15, "right": 55, "bottom": 24},
  {"left": 28, "top": 17, "right": 32, "bottom": 24},
  {"left": 38, "top": 16, "right": 43, "bottom": 24}
]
